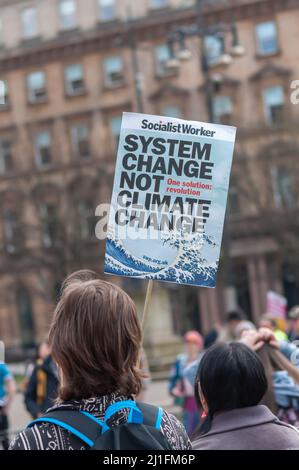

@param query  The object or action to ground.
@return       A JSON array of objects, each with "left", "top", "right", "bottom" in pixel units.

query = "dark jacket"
[
  {"left": 192, "top": 405, "right": 299, "bottom": 450},
  {"left": 10, "top": 393, "right": 191, "bottom": 450},
  {"left": 24, "top": 355, "right": 59, "bottom": 419}
]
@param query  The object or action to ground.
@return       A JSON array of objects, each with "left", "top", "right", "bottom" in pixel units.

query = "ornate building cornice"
[
  {"left": 249, "top": 61, "right": 292, "bottom": 81},
  {"left": 198, "top": 73, "right": 241, "bottom": 91},
  {"left": 0, "top": 0, "right": 298, "bottom": 72},
  {"left": 149, "top": 83, "right": 190, "bottom": 101}
]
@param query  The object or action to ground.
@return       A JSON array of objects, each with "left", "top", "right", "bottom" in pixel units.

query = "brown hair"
[
  {"left": 49, "top": 277, "right": 143, "bottom": 401},
  {"left": 60, "top": 269, "right": 99, "bottom": 293},
  {"left": 257, "top": 344, "right": 299, "bottom": 413}
]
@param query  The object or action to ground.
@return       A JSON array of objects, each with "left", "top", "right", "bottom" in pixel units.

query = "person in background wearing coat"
[
  {"left": 288, "top": 305, "right": 299, "bottom": 342},
  {"left": 169, "top": 331, "right": 204, "bottom": 436},
  {"left": 259, "top": 313, "right": 288, "bottom": 342},
  {"left": 0, "top": 362, "right": 16, "bottom": 449},
  {"left": 22, "top": 340, "right": 54, "bottom": 394},
  {"left": 192, "top": 341, "right": 299, "bottom": 450},
  {"left": 217, "top": 310, "right": 245, "bottom": 343},
  {"left": 25, "top": 342, "right": 59, "bottom": 419}
]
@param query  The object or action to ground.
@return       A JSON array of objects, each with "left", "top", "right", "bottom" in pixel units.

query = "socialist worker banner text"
[{"left": 104, "top": 112, "right": 236, "bottom": 288}]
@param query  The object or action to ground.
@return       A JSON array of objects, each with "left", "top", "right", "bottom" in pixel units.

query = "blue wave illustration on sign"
[{"left": 104, "top": 234, "right": 218, "bottom": 287}]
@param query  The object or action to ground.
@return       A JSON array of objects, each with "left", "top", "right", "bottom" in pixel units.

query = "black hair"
[
  {"left": 226, "top": 310, "right": 245, "bottom": 322},
  {"left": 194, "top": 342, "right": 267, "bottom": 435}
]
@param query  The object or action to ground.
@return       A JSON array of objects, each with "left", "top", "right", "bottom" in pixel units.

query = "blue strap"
[
  {"left": 29, "top": 417, "right": 94, "bottom": 447},
  {"left": 28, "top": 410, "right": 109, "bottom": 447},
  {"left": 155, "top": 407, "right": 163, "bottom": 429},
  {"left": 28, "top": 402, "right": 158, "bottom": 445},
  {"left": 104, "top": 400, "right": 143, "bottom": 425}
]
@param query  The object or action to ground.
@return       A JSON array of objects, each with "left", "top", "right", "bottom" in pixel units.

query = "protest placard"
[
  {"left": 266, "top": 291, "right": 287, "bottom": 319},
  {"left": 104, "top": 112, "right": 236, "bottom": 288}
]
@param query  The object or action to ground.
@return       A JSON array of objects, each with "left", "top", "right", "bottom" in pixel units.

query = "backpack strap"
[
  {"left": 104, "top": 400, "right": 163, "bottom": 429},
  {"left": 27, "top": 401, "right": 165, "bottom": 447},
  {"left": 27, "top": 410, "right": 109, "bottom": 447},
  {"left": 104, "top": 400, "right": 143, "bottom": 425},
  {"left": 136, "top": 402, "right": 164, "bottom": 429}
]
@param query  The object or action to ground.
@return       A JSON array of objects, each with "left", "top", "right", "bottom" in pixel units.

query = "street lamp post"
[
  {"left": 126, "top": 6, "right": 145, "bottom": 114},
  {"left": 166, "top": 3, "right": 244, "bottom": 120},
  {"left": 166, "top": 0, "right": 245, "bottom": 312}
]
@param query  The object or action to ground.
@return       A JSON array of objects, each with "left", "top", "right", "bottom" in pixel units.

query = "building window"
[
  {"left": 21, "top": 7, "right": 39, "bottom": 39},
  {"left": 0, "top": 80, "right": 9, "bottom": 108},
  {"left": 155, "top": 44, "right": 172, "bottom": 76},
  {"left": 16, "top": 286, "right": 35, "bottom": 348},
  {"left": 78, "top": 200, "right": 95, "bottom": 239},
  {"left": 256, "top": 21, "right": 278, "bottom": 56},
  {"left": 204, "top": 35, "right": 223, "bottom": 66},
  {"left": 40, "top": 203, "right": 60, "bottom": 248},
  {"left": 150, "top": 0, "right": 168, "bottom": 8},
  {"left": 3, "top": 210, "right": 22, "bottom": 254},
  {"left": 64, "top": 64, "right": 85, "bottom": 96},
  {"left": 59, "top": 0, "right": 77, "bottom": 30},
  {"left": 272, "top": 167, "right": 295, "bottom": 209},
  {"left": 0, "top": 140, "right": 13, "bottom": 174},
  {"left": 98, "top": 0, "right": 116, "bottom": 22},
  {"left": 109, "top": 115, "right": 122, "bottom": 148},
  {"left": 103, "top": 56, "right": 124, "bottom": 88},
  {"left": 27, "top": 71, "right": 47, "bottom": 103},
  {"left": 71, "top": 124, "right": 90, "bottom": 159},
  {"left": 213, "top": 96, "right": 233, "bottom": 124},
  {"left": 35, "top": 131, "right": 52, "bottom": 167},
  {"left": 263, "top": 85, "right": 284, "bottom": 126},
  {"left": 162, "top": 105, "right": 182, "bottom": 118}
]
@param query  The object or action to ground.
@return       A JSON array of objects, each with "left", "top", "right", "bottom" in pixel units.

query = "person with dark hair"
[
  {"left": 24, "top": 341, "right": 59, "bottom": 420},
  {"left": 218, "top": 309, "right": 246, "bottom": 342},
  {"left": 10, "top": 274, "right": 190, "bottom": 450},
  {"left": 22, "top": 340, "right": 54, "bottom": 394},
  {"left": 192, "top": 342, "right": 299, "bottom": 450}
]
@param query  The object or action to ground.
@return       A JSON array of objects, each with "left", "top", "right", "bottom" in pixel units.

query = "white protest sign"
[
  {"left": 104, "top": 112, "right": 236, "bottom": 288},
  {"left": 266, "top": 291, "right": 287, "bottom": 319}
]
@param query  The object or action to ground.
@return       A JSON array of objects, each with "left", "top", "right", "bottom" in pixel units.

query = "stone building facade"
[{"left": 0, "top": 0, "right": 299, "bottom": 367}]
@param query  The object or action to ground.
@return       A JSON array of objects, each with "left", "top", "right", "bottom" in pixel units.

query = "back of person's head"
[
  {"left": 60, "top": 269, "right": 99, "bottom": 294},
  {"left": 226, "top": 309, "right": 246, "bottom": 323},
  {"left": 49, "top": 278, "right": 142, "bottom": 401},
  {"left": 184, "top": 330, "right": 204, "bottom": 351},
  {"left": 194, "top": 342, "right": 267, "bottom": 433}
]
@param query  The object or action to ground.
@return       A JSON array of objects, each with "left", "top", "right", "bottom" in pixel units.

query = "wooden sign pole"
[{"left": 141, "top": 279, "right": 154, "bottom": 332}]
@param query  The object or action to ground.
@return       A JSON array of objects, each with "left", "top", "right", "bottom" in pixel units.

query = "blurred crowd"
[
  {"left": 168, "top": 306, "right": 299, "bottom": 436},
  {"left": 1, "top": 276, "right": 299, "bottom": 449}
]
